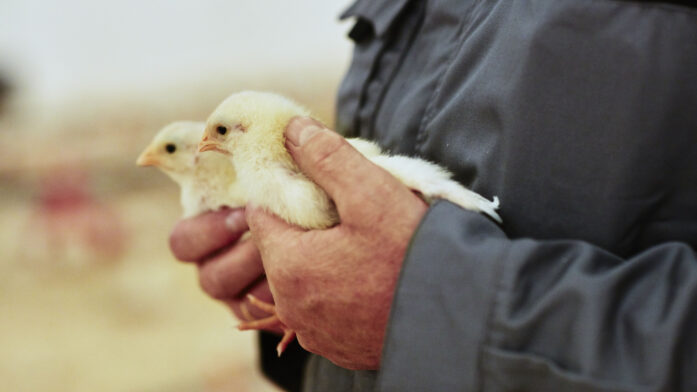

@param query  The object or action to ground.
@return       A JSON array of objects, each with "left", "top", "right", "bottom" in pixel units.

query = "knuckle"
[
  {"left": 305, "top": 132, "right": 347, "bottom": 170},
  {"left": 198, "top": 268, "right": 227, "bottom": 299}
]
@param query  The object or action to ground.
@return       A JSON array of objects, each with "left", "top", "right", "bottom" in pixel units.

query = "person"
[{"left": 169, "top": 0, "right": 697, "bottom": 391}]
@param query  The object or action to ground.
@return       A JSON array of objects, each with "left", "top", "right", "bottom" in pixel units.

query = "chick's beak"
[
  {"left": 198, "top": 137, "right": 230, "bottom": 155},
  {"left": 136, "top": 150, "right": 159, "bottom": 167}
]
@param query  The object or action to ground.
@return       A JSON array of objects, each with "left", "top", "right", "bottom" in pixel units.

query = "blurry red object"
[{"left": 29, "top": 165, "right": 127, "bottom": 265}]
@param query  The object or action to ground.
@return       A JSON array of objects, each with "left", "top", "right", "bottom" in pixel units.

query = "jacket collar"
[{"left": 339, "top": 0, "right": 411, "bottom": 37}]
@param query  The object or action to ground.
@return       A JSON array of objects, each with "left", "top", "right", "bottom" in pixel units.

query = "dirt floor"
[{"left": 0, "top": 187, "right": 281, "bottom": 392}]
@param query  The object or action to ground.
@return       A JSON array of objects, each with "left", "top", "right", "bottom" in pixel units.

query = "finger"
[
  {"left": 284, "top": 117, "right": 403, "bottom": 220},
  {"left": 169, "top": 207, "right": 248, "bottom": 262},
  {"left": 245, "top": 204, "right": 303, "bottom": 267},
  {"left": 197, "top": 238, "right": 263, "bottom": 300}
]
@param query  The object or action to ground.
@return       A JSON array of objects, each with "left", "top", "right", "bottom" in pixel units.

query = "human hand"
[
  {"left": 246, "top": 117, "right": 428, "bottom": 370},
  {"left": 169, "top": 207, "right": 279, "bottom": 332}
]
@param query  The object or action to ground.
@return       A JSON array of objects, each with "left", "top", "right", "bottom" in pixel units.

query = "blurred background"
[{"left": 0, "top": 1, "right": 353, "bottom": 391}]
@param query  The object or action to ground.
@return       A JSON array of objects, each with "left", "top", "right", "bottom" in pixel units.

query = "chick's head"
[
  {"left": 199, "top": 91, "right": 310, "bottom": 161},
  {"left": 137, "top": 121, "right": 204, "bottom": 178}
]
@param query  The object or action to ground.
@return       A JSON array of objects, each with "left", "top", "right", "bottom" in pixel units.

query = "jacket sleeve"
[{"left": 378, "top": 201, "right": 697, "bottom": 392}]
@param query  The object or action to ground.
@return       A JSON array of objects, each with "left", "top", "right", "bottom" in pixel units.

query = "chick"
[
  {"left": 199, "top": 91, "right": 501, "bottom": 227},
  {"left": 199, "top": 91, "right": 502, "bottom": 355},
  {"left": 137, "top": 121, "right": 245, "bottom": 217}
]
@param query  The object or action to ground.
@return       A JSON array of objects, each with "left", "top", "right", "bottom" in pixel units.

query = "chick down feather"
[
  {"left": 137, "top": 121, "right": 246, "bottom": 217},
  {"left": 200, "top": 91, "right": 502, "bottom": 227}
]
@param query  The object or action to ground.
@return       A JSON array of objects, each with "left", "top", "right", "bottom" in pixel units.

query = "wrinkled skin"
[{"left": 246, "top": 118, "right": 428, "bottom": 369}]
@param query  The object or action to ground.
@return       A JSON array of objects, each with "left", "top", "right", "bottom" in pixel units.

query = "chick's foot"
[{"left": 238, "top": 294, "right": 296, "bottom": 356}]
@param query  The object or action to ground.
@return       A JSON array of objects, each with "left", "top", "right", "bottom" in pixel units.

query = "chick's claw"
[
  {"left": 239, "top": 302, "right": 254, "bottom": 322},
  {"left": 246, "top": 293, "right": 276, "bottom": 313},
  {"left": 237, "top": 314, "right": 281, "bottom": 330},
  {"left": 238, "top": 294, "right": 296, "bottom": 356}
]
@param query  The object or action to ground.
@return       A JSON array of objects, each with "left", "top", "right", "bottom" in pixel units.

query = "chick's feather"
[{"left": 201, "top": 91, "right": 502, "bottom": 228}]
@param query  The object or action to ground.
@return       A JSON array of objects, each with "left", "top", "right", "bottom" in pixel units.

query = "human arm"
[
  {"left": 313, "top": 0, "right": 697, "bottom": 389},
  {"left": 379, "top": 201, "right": 697, "bottom": 391},
  {"left": 248, "top": 119, "right": 697, "bottom": 390}
]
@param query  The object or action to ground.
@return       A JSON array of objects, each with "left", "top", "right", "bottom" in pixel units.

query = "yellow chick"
[
  {"left": 199, "top": 91, "right": 501, "bottom": 228},
  {"left": 137, "top": 121, "right": 245, "bottom": 217},
  {"left": 198, "top": 91, "right": 501, "bottom": 356}
]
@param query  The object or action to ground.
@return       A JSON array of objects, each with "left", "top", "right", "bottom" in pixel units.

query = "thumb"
[{"left": 284, "top": 117, "right": 398, "bottom": 218}]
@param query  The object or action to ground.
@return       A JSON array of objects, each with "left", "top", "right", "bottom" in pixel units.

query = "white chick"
[
  {"left": 199, "top": 91, "right": 500, "bottom": 227},
  {"left": 136, "top": 121, "right": 245, "bottom": 217},
  {"left": 198, "top": 91, "right": 502, "bottom": 355}
]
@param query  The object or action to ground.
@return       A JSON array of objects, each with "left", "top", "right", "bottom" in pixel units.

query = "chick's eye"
[
  {"left": 165, "top": 143, "right": 176, "bottom": 153},
  {"left": 216, "top": 126, "right": 227, "bottom": 135}
]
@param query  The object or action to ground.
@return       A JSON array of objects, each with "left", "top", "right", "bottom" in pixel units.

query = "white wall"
[{"left": 0, "top": 0, "right": 354, "bottom": 104}]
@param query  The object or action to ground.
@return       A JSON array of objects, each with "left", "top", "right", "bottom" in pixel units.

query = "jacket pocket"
[{"left": 480, "top": 347, "right": 649, "bottom": 392}]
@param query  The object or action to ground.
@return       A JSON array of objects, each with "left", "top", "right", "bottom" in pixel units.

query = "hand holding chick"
[
  {"left": 246, "top": 118, "right": 429, "bottom": 369},
  {"left": 197, "top": 91, "right": 502, "bottom": 359},
  {"left": 168, "top": 208, "right": 277, "bottom": 329}
]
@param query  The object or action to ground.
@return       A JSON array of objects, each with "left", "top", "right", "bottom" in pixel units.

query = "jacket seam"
[
  {"left": 414, "top": 0, "right": 484, "bottom": 153},
  {"left": 599, "top": 0, "right": 697, "bottom": 16},
  {"left": 476, "top": 237, "right": 512, "bottom": 392}
]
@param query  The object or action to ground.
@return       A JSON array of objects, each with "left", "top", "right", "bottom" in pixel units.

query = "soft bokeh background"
[{"left": 0, "top": 1, "right": 353, "bottom": 391}]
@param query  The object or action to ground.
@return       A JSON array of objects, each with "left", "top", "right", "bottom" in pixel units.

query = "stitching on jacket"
[{"left": 352, "top": 43, "right": 385, "bottom": 139}]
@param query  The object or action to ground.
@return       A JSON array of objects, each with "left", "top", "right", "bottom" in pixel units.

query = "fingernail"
[
  {"left": 286, "top": 117, "right": 324, "bottom": 147},
  {"left": 299, "top": 126, "right": 322, "bottom": 146},
  {"left": 225, "top": 209, "right": 246, "bottom": 231},
  {"left": 285, "top": 119, "right": 302, "bottom": 147}
]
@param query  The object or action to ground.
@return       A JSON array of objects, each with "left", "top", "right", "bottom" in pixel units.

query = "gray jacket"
[{"left": 261, "top": 1, "right": 697, "bottom": 391}]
